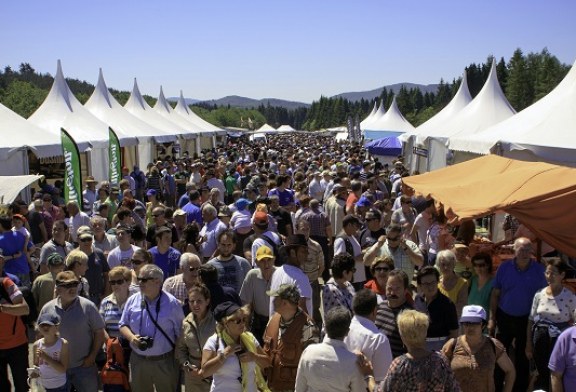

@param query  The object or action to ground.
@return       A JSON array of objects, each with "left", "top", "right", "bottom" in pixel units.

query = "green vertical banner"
[
  {"left": 108, "top": 127, "right": 122, "bottom": 185},
  {"left": 60, "top": 128, "right": 82, "bottom": 206}
]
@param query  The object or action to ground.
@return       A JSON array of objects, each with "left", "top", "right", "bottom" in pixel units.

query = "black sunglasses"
[
  {"left": 188, "top": 267, "right": 200, "bottom": 272},
  {"left": 387, "top": 236, "right": 401, "bottom": 241},
  {"left": 79, "top": 237, "right": 93, "bottom": 242},
  {"left": 131, "top": 259, "right": 145, "bottom": 265},
  {"left": 109, "top": 279, "right": 125, "bottom": 286},
  {"left": 57, "top": 281, "right": 80, "bottom": 289},
  {"left": 374, "top": 267, "right": 390, "bottom": 272},
  {"left": 137, "top": 277, "right": 154, "bottom": 283}
]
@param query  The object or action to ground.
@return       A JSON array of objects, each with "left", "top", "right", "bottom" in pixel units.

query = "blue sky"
[{"left": 1, "top": 1, "right": 574, "bottom": 103}]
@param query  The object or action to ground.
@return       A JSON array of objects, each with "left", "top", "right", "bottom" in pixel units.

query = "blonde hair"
[
  {"left": 255, "top": 204, "right": 268, "bottom": 213},
  {"left": 65, "top": 249, "right": 88, "bottom": 270},
  {"left": 109, "top": 266, "right": 132, "bottom": 282},
  {"left": 215, "top": 305, "right": 250, "bottom": 334},
  {"left": 397, "top": 309, "right": 429, "bottom": 347}
]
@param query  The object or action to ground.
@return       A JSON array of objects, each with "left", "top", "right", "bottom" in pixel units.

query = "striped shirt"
[
  {"left": 375, "top": 301, "right": 413, "bottom": 358},
  {"left": 99, "top": 293, "right": 127, "bottom": 338}
]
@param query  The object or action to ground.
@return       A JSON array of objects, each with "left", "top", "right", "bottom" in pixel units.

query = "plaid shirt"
[
  {"left": 301, "top": 209, "right": 331, "bottom": 238},
  {"left": 162, "top": 274, "right": 188, "bottom": 303}
]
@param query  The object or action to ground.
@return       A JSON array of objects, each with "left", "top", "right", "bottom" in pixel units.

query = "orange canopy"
[{"left": 402, "top": 154, "right": 576, "bottom": 257}]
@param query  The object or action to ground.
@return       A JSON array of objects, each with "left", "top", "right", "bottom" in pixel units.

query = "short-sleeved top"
[
  {"left": 530, "top": 287, "right": 576, "bottom": 324},
  {"left": 268, "top": 188, "right": 294, "bottom": 207},
  {"left": 468, "top": 276, "right": 494, "bottom": 315},
  {"left": 269, "top": 264, "right": 312, "bottom": 316},
  {"left": 203, "top": 333, "right": 260, "bottom": 392},
  {"left": 322, "top": 278, "right": 355, "bottom": 317},
  {"left": 415, "top": 293, "right": 459, "bottom": 338},
  {"left": 39, "top": 239, "right": 75, "bottom": 266},
  {"left": 206, "top": 255, "right": 252, "bottom": 293},
  {"left": 445, "top": 336, "right": 505, "bottom": 392},
  {"left": 0, "top": 230, "right": 29, "bottom": 274},
  {"left": 493, "top": 260, "right": 546, "bottom": 317},
  {"left": 548, "top": 326, "right": 576, "bottom": 391},
  {"left": 0, "top": 277, "right": 27, "bottom": 349},
  {"left": 240, "top": 267, "right": 276, "bottom": 317},
  {"left": 107, "top": 245, "right": 140, "bottom": 269},
  {"left": 38, "top": 296, "right": 106, "bottom": 368},
  {"left": 99, "top": 293, "right": 126, "bottom": 338},
  {"left": 375, "top": 301, "right": 414, "bottom": 358},
  {"left": 84, "top": 248, "right": 110, "bottom": 298},
  {"left": 149, "top": 246, "right": 181, "bottom": 280}
]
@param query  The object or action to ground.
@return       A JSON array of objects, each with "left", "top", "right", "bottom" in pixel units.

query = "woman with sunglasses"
[
  {"left": 176, "top": 283, "right": 216, "bottom": 392},
  {"left": 201, "top": 301, "right": 270, "bottom": 392},
  {"left": 364, "top": 257, "right": 394, "bottom": 304},
  {"left": 525, "top": 258, "right": 576, "bottom": 391},
  {"left": 99, "top": 266, "right": 132, "bottom": 339},
  {"left": 129, "top": 248, "right": 153, "bottom": 294},
  {"left": 467, "top": 252, "right": 494, "bottom": 315},
  {"left": 442, "top": 305, "right": 515, "bottom": 392}
]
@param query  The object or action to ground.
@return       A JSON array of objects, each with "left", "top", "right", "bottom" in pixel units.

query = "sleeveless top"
[
  {"left": 38, "top": 337, "right": 67, "bottom": 389},
  {"left": 438, "top": 276, "right": 467, "bottom": 304}
]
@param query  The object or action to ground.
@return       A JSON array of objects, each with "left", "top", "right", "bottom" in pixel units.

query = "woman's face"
[
  {"left": 462, "top": 321, "right": 483, "bottom": 337},
  {"left": 373, "top": 262, "right": 391, "bottom": 286},
  {"left": 225, "top": 310, "right": 246, "bottom": 336},
  {"left": 472, "top": 258, "right": 490, "bottom": 276},
  {"left": 109, "top": 275, "right": 129, "bottom": 295},
  {"left": 437, "top": 258, "right": 455, "bottom": 275},
  {"left": 189, "top": 291, "right": 209, "bottom": 317},
  {"left": 545, "top": 265, "right": 564, "bottom": 286}
]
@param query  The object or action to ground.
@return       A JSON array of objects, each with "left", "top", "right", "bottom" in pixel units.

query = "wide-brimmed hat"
[{"left": 84, "top": 176, "right": 97, "bottom": 183}]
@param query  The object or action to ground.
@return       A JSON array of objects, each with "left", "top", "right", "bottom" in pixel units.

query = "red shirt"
[{"left": 0, "top": 277, "right": 28, "bottom": 349}]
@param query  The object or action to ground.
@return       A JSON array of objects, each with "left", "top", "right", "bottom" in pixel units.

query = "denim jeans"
[{"left": 67, "top": 365, "right": 99, "bottom": 392}]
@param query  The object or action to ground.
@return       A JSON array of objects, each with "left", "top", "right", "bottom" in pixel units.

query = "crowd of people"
[{"left": 0, "top": 133, "right": 575, "bottom": 392}]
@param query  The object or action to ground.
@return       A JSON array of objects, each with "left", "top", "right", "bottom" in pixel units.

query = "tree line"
[{"left": 0, "top": 48, "right": 570, "bottom": 130}]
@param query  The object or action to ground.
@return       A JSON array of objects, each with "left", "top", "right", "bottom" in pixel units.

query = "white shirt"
[
  {"left": 334, "top": 234, "right": 366, "bottom": 282},
  {"left": 207, "top": 178, "right": 226, "bottom": 203},
  {"left": 295, "top": 337, "right": 366, "bottom": 392},
  {"left": 107, "top": 245, "right": 140, "bottom": 268},
  {"left": 66, "top": 212, "right": 91, "bottom": 242},
  {"left": 269, "top": 264, "right": 312, "bottom": 316},
  {"left": 251, "top": 231, "right": 282, "bottom": 266},
  {"left": 344, "top": 315, "right": 393, "bottom": 382}
]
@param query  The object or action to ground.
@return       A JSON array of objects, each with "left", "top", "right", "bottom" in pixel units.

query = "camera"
[{"left": 136, "top": 336, "right": 154, "bottom": 351}]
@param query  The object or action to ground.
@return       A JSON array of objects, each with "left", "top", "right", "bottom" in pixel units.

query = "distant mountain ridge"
[{"left": 167, "top": 82, "right": 440, "bottom": 109}]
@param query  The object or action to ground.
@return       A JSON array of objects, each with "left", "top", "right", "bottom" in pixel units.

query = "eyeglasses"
[
  {"left": 131, "top": 259, "right": 145, "bottom": 265},
  {"left": 387, "top": 236, "right": 400, "bottom": 241},
  {"left": 56, "top": 281, "right": 80, "bottom": 289},
  {"left": 79, "top": 237, "right": 93, "bottom": 242},
  {"left": 137, "top": 277, "right": 154, "bottom": 283},
  {"left": 188, "top": 267, "right": 200, "bottom": 273},
  {"left": 109, "top": 279, "right": 125, "bottom": 286},
  {"left": 419, "top": 281, "right": 438, "bottom": 287},
  {"left": 374, "top": 267, "right": 390, "bottom": 273},
  {"left": 228, "top": 318, "right": 246, "bottom": 325}
]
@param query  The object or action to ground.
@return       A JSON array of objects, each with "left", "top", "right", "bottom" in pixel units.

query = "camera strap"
[{"left": 145, "top": 292, "right": 175, "bottom": 349}]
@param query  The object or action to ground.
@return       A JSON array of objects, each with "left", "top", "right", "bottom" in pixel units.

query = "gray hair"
[
  {"left": 436, "top": 249, "right": 456, "bottom": 267},
  {"left": 139, "top": 264, "right": 164, "bottom": 281},
  {"left": 180, "top": 252, "right": 201, "bottom": 269},
  {"left": 202, "top": 204, "right": 217, "bottom": 217}
]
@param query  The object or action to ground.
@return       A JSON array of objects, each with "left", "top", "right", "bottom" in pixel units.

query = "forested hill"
[{"left": 0, "top": 48, "right": 569, "bottom": 130}]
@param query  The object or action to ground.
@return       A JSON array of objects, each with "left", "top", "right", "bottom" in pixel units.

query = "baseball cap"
[
  {"left": 256, "top": 246, "right": 275, "bottom": 261},
  {"left": 355, "top": 196, "right": 372, "bottom": 208},
  {"left": 267, "top": 284, "right": 300, "bottom": 304},
  {"left": 253, "top": 211, "right": 268, "bottom": 226},
  {"left": 37, "top": 312, "right": 61, "bottom": 326},
  {"left": 459, "top": 305, "right": 487, "bottom": 324},
  {"left": 46, "top": 253, "right": 65, "bottom": 267},
  {"left": 173, "top": 209, "right": 186, "bottom": 217},
  {"left": 146, "top": 189, "right": 157, "bottom": 197},
  {"left": 213, "top": 301, "right": 241, "bottom": 323},
  {"left": 235, "top": 198, "right": 250, "bottom": 210}
]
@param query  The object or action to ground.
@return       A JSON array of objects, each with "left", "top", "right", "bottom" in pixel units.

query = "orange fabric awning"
[{"left": 402, "top": 155, "right": 576, "bottom": 257}]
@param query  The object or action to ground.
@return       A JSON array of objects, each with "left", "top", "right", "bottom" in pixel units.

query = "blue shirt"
[
  {"left": 494, "top": 259, "right": 547, "bottom": 317},
  {"left": 0, "top": 231, "right": 28, "bottom": 275},
  {"left": 149, "top": 247, "right": 181, "bottom": 280},
  {"left": 268, "top": 188, "right": 294, "bottom": 207},
  {"left": 119, "top": 291, "right": 184, "bottom": 356},
  {"left": 182, "top": 202, "right": 203, "bottom": 225},
  {"left": 177, "top": 194, "right": 189, "bottom": 209}
]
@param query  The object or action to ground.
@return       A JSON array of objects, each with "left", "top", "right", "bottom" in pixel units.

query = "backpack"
[
  {"left": 0, "top": 276, "right": 36, "bottom": 331},
  {"left": 101, "top": 337, "right": 130, "bottom": 392}
]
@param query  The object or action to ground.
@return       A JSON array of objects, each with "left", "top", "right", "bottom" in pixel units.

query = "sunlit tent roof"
[
  {"left": 0, "top": 103, "right": 60, "bottom": 158},
  {"left": 361, "top": 101, "right": 386, "bottom": 131},
  {"left": 257, "top": 123, "right": 276, "bottom": 133},
  {"left": 0, "top": 175, "right": 44, "bottom": 203},
  {"left": 173, "top": 91, "right": 224, "bottom": 136},
  {"left": 400, "top": 71, "right": 472, "bottom": 143},
  {"left": 359, "top": 101, "right": 378, "bottom": 129},
  {"left": 415, "top": 60, "right": 516, "bottom": 146},
  {"left": 124, "top": 79, "right": 183, "bottom": 138},
  {"left": 153, "top": 86, "right": 203, "bottom": 139},
  {"left": 366, "top": 97, "right": 415, "bottom": 139},
  {"left": 85, "top": 69, "right": 177, "bottom": 144},
  {"left": 448, "top": 60, "right": 576, "bottom": 166},
  {"left": 276, "top": 124, "right": 296, "bottom": 132},
  {"left": 403, "top": 155, "right": 576, "bottom": 257}
]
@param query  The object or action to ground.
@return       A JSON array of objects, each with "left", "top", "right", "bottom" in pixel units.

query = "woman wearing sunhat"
[{"left": 201, "top": 301, "right": 271, "bottom": 391}]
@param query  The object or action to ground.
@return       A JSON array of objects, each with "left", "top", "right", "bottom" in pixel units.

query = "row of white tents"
[
  {"left": 360, "top": 58, "right": 576, "bottom": 171},
  {"left": 0, "top": 60, "right": 226, "bottom": 181}
]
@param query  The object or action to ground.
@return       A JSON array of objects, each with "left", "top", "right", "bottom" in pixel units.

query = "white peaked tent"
[
  {"left": 417, "top": 60, "right": 516, "bottom": 171},
  {"left": 362, "top": 101, "right": 386, "bottom": 132},
  {"left": 257, "top": 123, "right": 277, "bottom": 133},
  {"left": 85, "top": 69, "right": 178, "bottom": 171},
  {"left": 360, "top": 101, "right": 378, "bottom": 130},
  {"left": 368, "top": 97, "right": 415, "bottom": 137},
  {"left": 0, "top": 103, "right": 61, "bottom": 176},
  {"left": 449, "top": 60, "right": 576, "bottom": 166},
  {"left": 173, "top": 91, "right": 217, "bottom": 153},
  {"left": 276, "top": 124, "right": 296, "bottom": 132},
  {"left": 28, "top": 60, "right": 137, "bottom": 181},
  {"left": 402, "top": 71, "right": 473, "bottom": 172},
  {"left": 125, "top": 79, "right": 187, "bottom": 160}
]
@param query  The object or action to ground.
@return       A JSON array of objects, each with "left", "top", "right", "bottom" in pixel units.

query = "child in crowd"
[{"left": 32, "top": 312, "right": 69, "bottom": 392}]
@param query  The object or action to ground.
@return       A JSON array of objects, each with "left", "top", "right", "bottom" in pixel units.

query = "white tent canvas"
[
  {"left": 276, "top": 124, "right": 296, "bottom": 132},
  {"left": 361, "top": 101, "right": 386, "bottom": 132},
  {"left": 85, "top": 69, "right": 178, "bottom": 170},
  {"left": 0, "top": 103, "right": 61, "bottom": 176},
  {"left": 28, "top": 60, "right": 137, "bottom": 181},
  {"left": 416, "top": 61, "right": 516, "bottom": 171},
  {"left": 174, "top": 91, "right": 224, "bottom": 135},
  {"left": 359, "top": 101, "right": 378, "bottom": 130},
  {"left": 257, "top": 123, "right": 277, "bottom": 133},
  {"left": 449, "top": 60, "right": 576, "bottom": 166}
]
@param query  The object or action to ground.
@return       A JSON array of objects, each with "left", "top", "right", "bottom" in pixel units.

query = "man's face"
[
  {"left": 152, "top": 209, "right": 166, "bottom": 225},
  {"left": 218, "top": 236, "right": 235, "bottom": 258},
  {"left": 159, "top": 232, "right": 172, "bottom": 247},
  {"left": 56, "top": 280, "right": 80, "bottom": 302},
  {"left": 514, "top": 240, "right": 533, "bottom": 262},
  {"left": 52, "top": 224, "right": 67, "bottom": 242},
  {"left": 386, "top": 232, "right": 402, "bottom": 249},
  {"left": 183, "top": 259, "right": 201, "bottom": 284},
  {"left": 419, "top": 274, "right": 439, "bottom": 299}
]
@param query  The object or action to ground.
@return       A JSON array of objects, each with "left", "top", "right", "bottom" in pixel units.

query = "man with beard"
[
  {"left": 206, "top": 230, "right": 251, "bottom": 293},
  {"left": 375, "top": 269, "right": 414, "bottom": 358}
]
